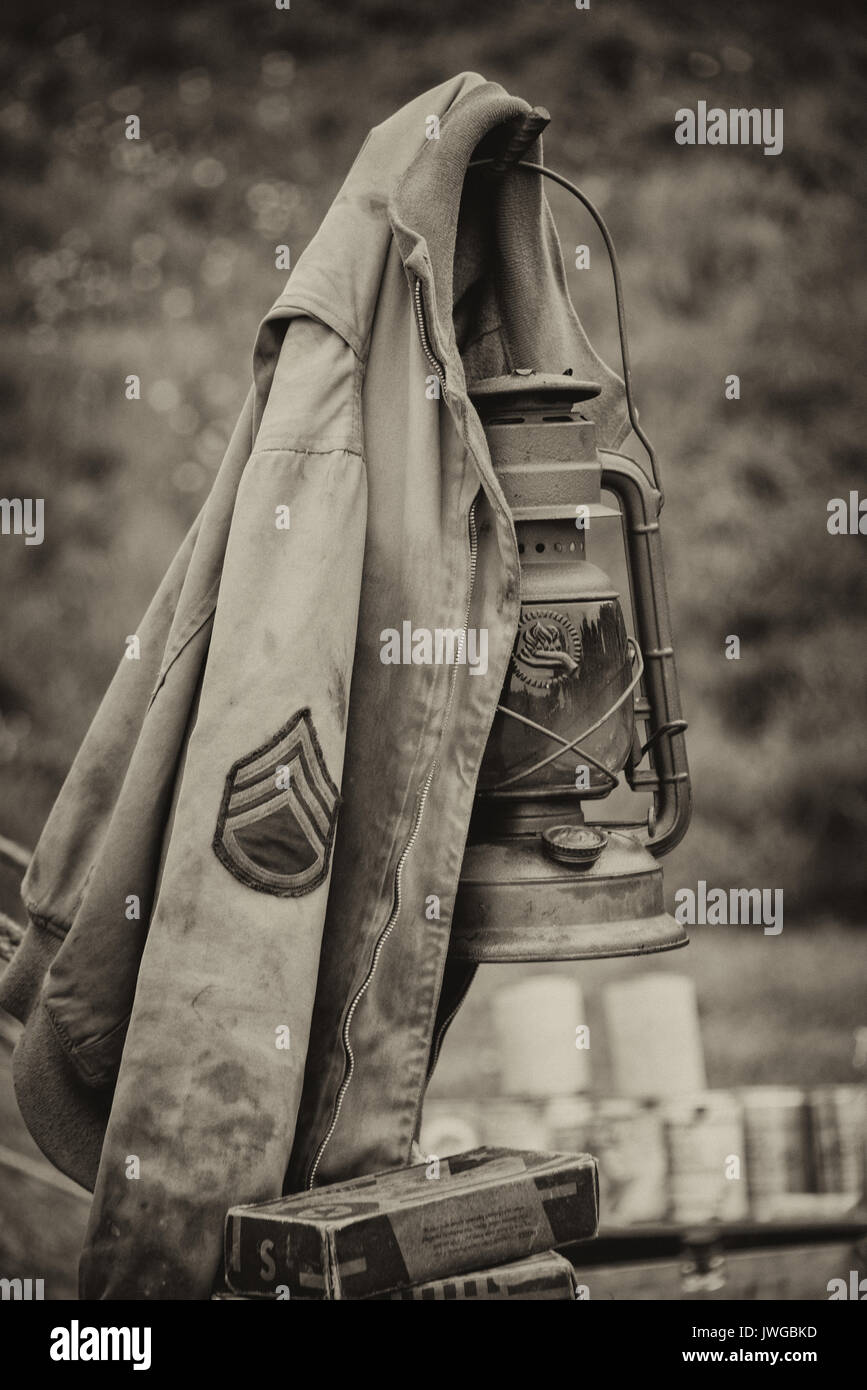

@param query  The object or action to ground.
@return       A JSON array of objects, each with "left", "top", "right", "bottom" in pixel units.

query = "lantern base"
[{"left": 449, "top": 830, "right": 688, "bottom": 962}]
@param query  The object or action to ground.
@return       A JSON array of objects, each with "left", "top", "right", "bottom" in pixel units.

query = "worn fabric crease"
[{"left": 0, "top": 71, "right": 627, "bottom": 1299}]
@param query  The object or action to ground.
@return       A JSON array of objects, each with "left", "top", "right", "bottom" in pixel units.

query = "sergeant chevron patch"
[{"left": 213, "top": 708, "right": 340, "bottom": 896}]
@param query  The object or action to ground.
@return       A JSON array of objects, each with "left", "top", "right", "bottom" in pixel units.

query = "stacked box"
[
  {"left": 372, "top": 1250, "right": 577, "bottom": 1300},
  {"left": 213, "top": 1250, "right": 577, "bottom": 1300},
  {"left": 225, "top": 1147, "right": 598, "bottom": 1300}
]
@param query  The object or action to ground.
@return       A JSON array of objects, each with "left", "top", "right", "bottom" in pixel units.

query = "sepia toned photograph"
[{"left": 0, "top": 0, "right": 864, "bottom": 1354}]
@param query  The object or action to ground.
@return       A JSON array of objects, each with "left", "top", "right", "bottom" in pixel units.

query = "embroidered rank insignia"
[{"left": 213, "top": 708, "right": 340, "bottom": 896}]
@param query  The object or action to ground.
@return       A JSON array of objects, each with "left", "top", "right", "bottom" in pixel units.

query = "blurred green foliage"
[{"left": 0, "top": 0, "right": 865, "bottom": 922}]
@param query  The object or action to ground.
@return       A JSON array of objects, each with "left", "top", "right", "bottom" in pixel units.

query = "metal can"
[
  {"left": 661, "top": 1091, "right": 748, "bottom": 1224},
  {"left": 544, "top": 1095, "right": 595, "bottom": 1152},
  {"left": 808, "top": 1085, "right": 866, "bottom": 1200},
  {"left": 584, "top": 1098, "right": 668, "bottom": 1225},
  {"left": 740, "top": 1086, "right": 810, "bottom": 1217}
]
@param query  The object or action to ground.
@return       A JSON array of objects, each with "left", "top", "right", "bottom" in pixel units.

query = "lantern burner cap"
[
  {"left": 542, "top": 824, "right": 609, "bottom": 868},
  {"left": 470, "top": 372, "right": 602, "bottom": 418}
]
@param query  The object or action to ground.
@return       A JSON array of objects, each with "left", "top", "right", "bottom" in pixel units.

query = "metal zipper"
[
  {"left": 413, "top": 277, "right": 447, "bottom": 392},
  {"left": 305, "top": 765, "right": 435, "bottom": 1189},
  {"left": 306, "top": 290, "right": 475, "bottom": 1188}
]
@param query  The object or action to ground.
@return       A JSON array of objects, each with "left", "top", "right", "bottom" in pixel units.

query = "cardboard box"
[
  {"left": 373, "top": 1250, "right": 577, "bottom": 1300},
  {"left": 213, "top": 1250, "right": 577, "bottom": 1301},
  {"left": 225, "top": 1147, "right": 598, "bottom": 1300}
]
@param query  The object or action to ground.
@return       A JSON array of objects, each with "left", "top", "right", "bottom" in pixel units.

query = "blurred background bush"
[{"left": 0, "top": 0, "right": 865, "bottom": 1293}]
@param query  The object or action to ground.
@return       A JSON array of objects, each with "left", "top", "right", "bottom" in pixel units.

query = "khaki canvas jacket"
[{"left": 0, "top": 72, "right": 628, "bottom": 1298}]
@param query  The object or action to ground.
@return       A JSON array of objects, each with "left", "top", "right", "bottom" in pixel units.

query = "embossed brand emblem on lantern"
[{"left": 513, "top": 611, "right": 582, "bottom": 689}]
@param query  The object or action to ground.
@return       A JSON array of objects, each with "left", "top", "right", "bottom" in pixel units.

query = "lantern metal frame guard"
[{"left": 449, "top": 108, "right": 692, "bottom": 963}]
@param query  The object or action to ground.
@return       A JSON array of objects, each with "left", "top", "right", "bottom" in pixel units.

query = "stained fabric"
[{"left": 0, "top": 72, "right": 627, "bottom": 1299}]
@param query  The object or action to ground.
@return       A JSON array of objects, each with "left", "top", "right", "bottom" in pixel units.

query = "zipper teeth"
[
  {"left": 415, "top": 506, "right": 479, "bottom": 1088},
  {"left": 306, "top": 766, "right": 435, "bottom": 1190},
  {"left": 307, "top": 507, "right": 477, "bottom": 1189},
  {"left": 306, "top": 298, "right": 475, "bottom": 1187},
  {"left": 413, "top": 278, "right": 447, "bottom": 389}
]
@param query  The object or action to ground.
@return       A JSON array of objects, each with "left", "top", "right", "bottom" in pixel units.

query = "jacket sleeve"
[{"left": 79, "top": 315, "right": 367, "bottom": 1298}]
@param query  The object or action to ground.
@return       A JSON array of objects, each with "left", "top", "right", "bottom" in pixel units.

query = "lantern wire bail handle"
[{"left": 470, "top": 110, "right": 664, "bottom": 505}]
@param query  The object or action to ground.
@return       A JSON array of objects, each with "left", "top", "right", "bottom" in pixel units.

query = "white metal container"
[
  {"left": 661, "top": 1091, "right": 749, "bottom": 1224},
  {"left": 493, "top": 975, "right": 590, "bottom": 1098},
  {"left": 603, "top": 973, "right": 706, "bottom": 1099}
]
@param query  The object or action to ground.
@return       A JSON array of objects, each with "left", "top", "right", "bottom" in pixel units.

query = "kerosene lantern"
[
  {"left": 449, "top": 112, "right": 691, "bottom": 963},
  {"left": 450, "top": 369, "right": 691, "bottom": 962}
]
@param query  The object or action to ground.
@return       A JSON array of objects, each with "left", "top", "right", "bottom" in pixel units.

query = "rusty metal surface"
[{"left": 451, "top": 831, "right": 689, "bottom": 961}]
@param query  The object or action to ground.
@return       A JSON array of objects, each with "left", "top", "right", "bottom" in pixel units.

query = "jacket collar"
[
  {"left": 388, "top": 80, "right": 629, "bottom": 448},
  {"left": 388, "top": 81, "right": 530, "bottom": 355},
  {"left": 271, "top": 73, "right": 629, "bottom": 450}
]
